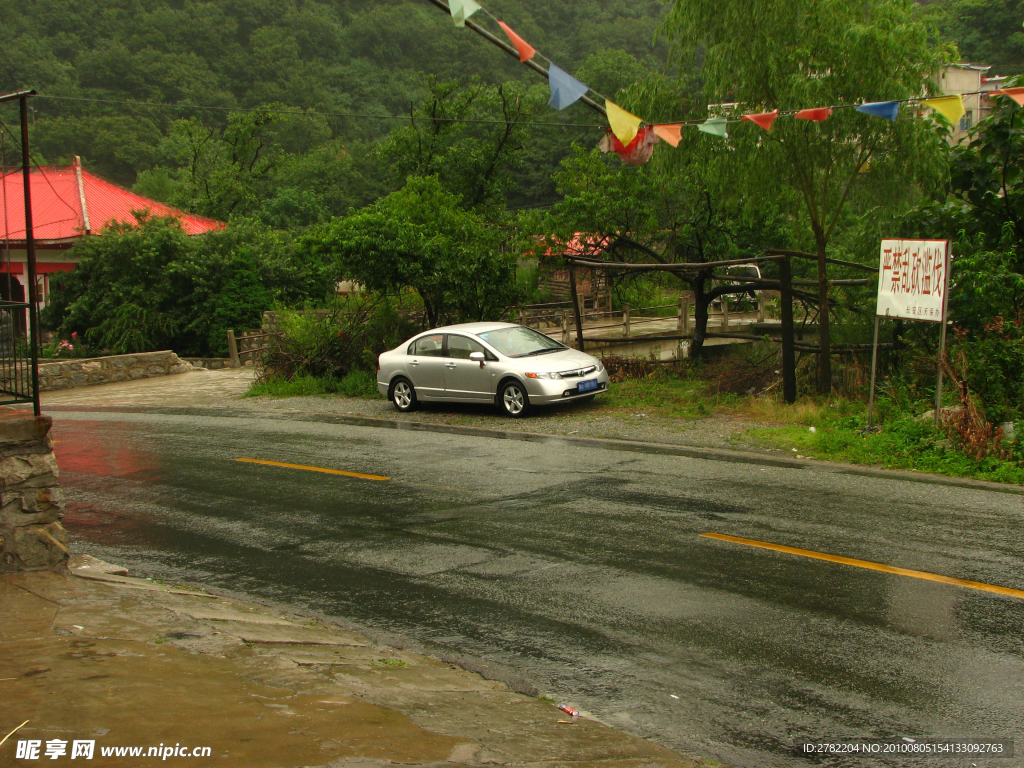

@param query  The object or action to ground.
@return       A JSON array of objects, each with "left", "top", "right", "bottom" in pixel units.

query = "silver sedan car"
[{"left": 376, "top": 322, "right": 611, "bottom": 417}]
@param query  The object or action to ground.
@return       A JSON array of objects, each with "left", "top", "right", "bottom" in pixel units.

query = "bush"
[
  {"left": 43, "top": 214, "right": 333, "bottom": 357},
  {"left": 258, "top": 297, "right": 420, "bottom": 384}
]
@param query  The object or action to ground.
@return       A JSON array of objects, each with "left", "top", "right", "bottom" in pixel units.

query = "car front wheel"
[
  {"left": 498, "top": 380, "right": 530, "bottom": 418},
  {"left": 391, "top": 378, "right": 417, "bottom": 412}
]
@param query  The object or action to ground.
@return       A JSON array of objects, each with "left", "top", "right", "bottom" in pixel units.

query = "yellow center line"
[
  {"left": 235, "top": 458, "right": 389, "bottom": 482},
  {"left": 701, "top": 532, "right": 1024, "bottom": 601}
]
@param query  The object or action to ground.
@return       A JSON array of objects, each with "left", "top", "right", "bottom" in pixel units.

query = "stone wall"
[
  {"left": 0, "top": 408, "right": 67, "bottom": 573},
  {"left": 38, "top": 351, "right": 195, "bottom": 391},
  {"left": 181, "top": 357, "right": 235, "bottom": 370}
]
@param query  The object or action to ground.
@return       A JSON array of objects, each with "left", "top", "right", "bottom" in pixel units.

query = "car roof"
[{"left": 424, "top": 322, "right": 518, "bottom": 335}]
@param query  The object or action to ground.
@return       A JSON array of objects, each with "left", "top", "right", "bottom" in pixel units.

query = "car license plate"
[{"left": 578, "top": 379, "right": 599, "bottom": 392}]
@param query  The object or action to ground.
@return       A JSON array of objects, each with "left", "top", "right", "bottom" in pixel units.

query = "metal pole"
[
  {"left": 934, "top": 243, "right": 951, "bottom": 428},
  {"left": 867, "top": 316, "right": 880, "bottom": 429},
  {"left": 19, "top": 95, "right": 40, "bottom": 417},
  {"left": 779, "top": 257, "right": 797, "bottom": 404},
  {"left": 567, "top": 261, "right": 585, "bottom": 351}
]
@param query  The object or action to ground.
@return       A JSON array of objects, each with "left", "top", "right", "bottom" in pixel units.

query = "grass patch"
[
  {"left": 599, "top": 370, "right": 737, "bottom": 419},
  {"left": 246, "top": 370, "right": 379, "bottom": 399},
  {"left": 745, "top": 406, "right": 1024, "bottom": 485}
]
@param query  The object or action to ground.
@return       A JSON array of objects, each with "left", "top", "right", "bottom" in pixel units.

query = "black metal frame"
[
  {"left": 0, "top": 89, "right": 40, "bottom": 415},
  {"left": 0, "top": 300, "right": 37, "bottom": 406}
]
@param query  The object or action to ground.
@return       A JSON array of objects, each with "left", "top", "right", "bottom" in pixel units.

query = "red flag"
[
  {"left": 795, "top": 107, "right": 833, "bottom": 122},
  {"left": 497, "top": 21, "right": 536, "bottom": 62},
  {"left": 598, "top": 127, "right": 659, "bottom": 165},
  {"left": 741, "top": 110, "right": 779, "bottom": 131}
]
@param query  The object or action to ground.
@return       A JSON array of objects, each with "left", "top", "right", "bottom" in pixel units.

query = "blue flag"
[
  {"left": 548, "top": 64, "right": 589, "bottom": 111},
  {"left": 856, "top": 101, "right": 900, "bottom": 122}
]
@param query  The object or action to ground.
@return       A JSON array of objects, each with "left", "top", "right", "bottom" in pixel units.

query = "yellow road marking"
[
  {"left": 235, "top": 458, "right": 389, "bottom": 481},
  {"left": 701, "top": 532, "right": 1024, "bottom": 600}
]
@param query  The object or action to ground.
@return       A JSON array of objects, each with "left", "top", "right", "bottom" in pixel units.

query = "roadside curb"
[{"left": 43, "top": 403, "right": 1024, "bottom": 495}]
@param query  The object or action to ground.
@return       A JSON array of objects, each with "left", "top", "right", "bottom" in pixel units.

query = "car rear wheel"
[
  {"left": 499, "top": 380, "right": 530, "bottom": 418},
  {"left": 391, "top": 378, "right": 417, "bottom": 412}
]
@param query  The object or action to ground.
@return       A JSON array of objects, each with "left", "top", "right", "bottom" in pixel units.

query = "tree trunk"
[
  {"left": 690, "top": 273, "right": 712, "bottom": 360},
  {"left": 814, "top": 229, "right": 832, "bottom": 394}
]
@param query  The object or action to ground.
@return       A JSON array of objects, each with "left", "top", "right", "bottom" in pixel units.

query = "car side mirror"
[{"left": 469, "top": 351, "right": 486, "bottom": 367}]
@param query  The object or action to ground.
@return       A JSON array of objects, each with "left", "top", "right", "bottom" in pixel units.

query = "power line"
[
  {"left": 33, "top": 94, "right": 605, "bottom": 130},
  {"left": 0, "top": 118, "right": 82, "bottom": 225}
]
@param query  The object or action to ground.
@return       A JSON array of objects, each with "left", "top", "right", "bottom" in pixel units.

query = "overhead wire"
[
  {"left": 0, "top": 118, "right": 82, "bottom": 227},
  {"left": 31, "top": 94, "right": 605, "bottom": 129}
]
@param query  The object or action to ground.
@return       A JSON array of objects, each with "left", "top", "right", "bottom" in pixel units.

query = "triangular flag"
[
  {"left": 922, "top": 95, "right": 966, "bottom": 125},
  {"left": 741, "top": 110, "right": 779, "bottom": 131},
  {"left": 697, "top": 117, "right": 728, "bottom": 138},
  {"left": 605, "top": 100, "right": 642, "bottom": 145},
  {"left": 856, "top": 101, "right": 900, "bottom": 121},
  {"left": 450, "top": 0, "right": 482, "bottom": 26},
  {"left": 992, "top": 87, "right": 1024, "bottom": 107},
  {"left": 547, "top": 63, "right": 589, "bottom": 111},
  {"left": 795, "top": 107, "right": 833, "bottom": 122},
  {"left": 496, "top": 21, "right": 535, "bottom": 62},
  {"left": 653, "top": 124, "right": 683, "bottom": 147},
  {"left": 449, "top": 0, "right": 481, "bottom": 26}
]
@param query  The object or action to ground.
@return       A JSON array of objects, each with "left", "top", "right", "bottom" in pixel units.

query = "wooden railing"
[{"left": 518, "top": 294, "right": 767, "bottom": 343}]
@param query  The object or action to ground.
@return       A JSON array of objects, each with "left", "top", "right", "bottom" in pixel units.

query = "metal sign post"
[{"left": 867, "top": 239, "right": 950, "bottom": 431}]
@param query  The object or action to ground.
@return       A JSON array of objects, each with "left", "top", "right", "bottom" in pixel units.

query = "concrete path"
[
  {"left": 38, "top": 367, "right": 255, "bottom": 408},
  {"left": 1, "top": 558, "right": 698, "bottom": 767}
]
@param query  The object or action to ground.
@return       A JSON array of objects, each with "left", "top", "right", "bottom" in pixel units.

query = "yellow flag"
[
  {"left": 922, "top": 96, "right": 965, "bottom": 126},
  {"left": 606, "top": 100, "right": 642, "bottom": 145}
]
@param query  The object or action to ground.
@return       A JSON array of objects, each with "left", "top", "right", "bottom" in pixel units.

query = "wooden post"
[
  {"left": 677, "top": 295, "right": 690, "bottom": 334},
  {"left": 567, "top": 261, "right": 585, "bottom": 351},
  {"left": 561, "top": 311, "right": 570, "bottom": 344},
  {"left": 227, "top": 329, "right": 240, "bottom": 368},
  {"left": 867, "top": 316, "right": 881, "bottom": 429},
  {"left": 721, "top": 296, "right": 730, "bottom": 330},
  {"left": 623, "top": 303, "right": 631, "bottom": 338},
  {"left": 779, "top": 258, "right": 797, "bottom": 404},
  {"left": 757, "top": 294, "right": 765, "bottom": 323},
  {"left": 519, "top": 309, "right": 527, "bottom": 328}
]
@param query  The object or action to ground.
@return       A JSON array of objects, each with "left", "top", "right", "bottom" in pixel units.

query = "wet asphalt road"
[{"left": 53, "top": 409, "right": 1024, "bottom": 768}]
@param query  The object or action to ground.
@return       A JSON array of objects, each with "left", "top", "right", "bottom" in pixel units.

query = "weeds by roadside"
[{"left": 245, "top": 371, "right": 377, "bottom": 399}]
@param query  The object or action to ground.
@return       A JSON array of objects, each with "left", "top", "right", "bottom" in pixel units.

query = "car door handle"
[
  {"left": 410, "top": 360, "right": 419, "bottom": 366},
  {"left": 444, "top": 362, "right": 457, "bottom": 369}
]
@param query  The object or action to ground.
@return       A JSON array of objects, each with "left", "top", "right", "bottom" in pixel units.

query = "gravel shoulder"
[{"left": 36, "top": 367, "right": 786, "bottom": 454}]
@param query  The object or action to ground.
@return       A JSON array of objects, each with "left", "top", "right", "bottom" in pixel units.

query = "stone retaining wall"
[
  {"left": 38, "top": 351, "right": 195, "bottom": 391},
  {"left": 180, "top": 357, "right": 235, "bottom": 370},
  {"left": 0, "top": 408, "right": 67, "bottom": 573}
]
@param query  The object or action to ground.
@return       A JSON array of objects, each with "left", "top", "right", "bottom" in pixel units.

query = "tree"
[
  {"left": 531, "top": 136, "right": 790, "bottom": 357},
  {"left": 939, "top": 0, "right": 1024, "bottom": 75},
  {"left": 308, "top": 176, "right": 519, "bottom": 327},
  {"left": 45, "top": 214, "right": 331, "bottom": 355},
  {"left": 662, "top": 0, "right": 950, "bottom": 391}
]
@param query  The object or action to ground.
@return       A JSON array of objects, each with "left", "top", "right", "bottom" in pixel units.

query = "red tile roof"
[{"left": 0, "top": 160, "right": 223, "bottom": 243}]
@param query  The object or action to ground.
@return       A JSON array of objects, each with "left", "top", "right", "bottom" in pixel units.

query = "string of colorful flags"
[{"left": 445, "top": 0, "right": 1024, "bottom": 165}]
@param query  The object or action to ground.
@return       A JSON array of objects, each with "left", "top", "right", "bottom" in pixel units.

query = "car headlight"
[{"left": 525, "top": 372, "right": 562, "bottom": 379}]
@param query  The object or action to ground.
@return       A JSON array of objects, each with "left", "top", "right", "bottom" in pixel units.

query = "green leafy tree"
[
  {"left": 938, "top": 0, "right": 1024, "bottom": 75},
  {"left": 308, "top": 175, "right": 518, "bottom": 327},
  {"left": 45, "top": 214, "right": 331, "bottom": 355},
  {"left": 662, "top": 0, "right": 951, "bottom": 391}
]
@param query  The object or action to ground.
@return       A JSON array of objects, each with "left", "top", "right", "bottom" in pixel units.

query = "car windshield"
[{"left": 476, "top": 326, "right": 566, "bottom": 358}]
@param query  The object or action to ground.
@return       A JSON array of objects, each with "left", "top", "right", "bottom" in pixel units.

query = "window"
[
  {"left": 476, "top": 326, "right": 565, "bottom": 358},
  {"left": 447, "top": 334, "right": 494, "bottom": 360},
  {"left": 409, "top": 334, "right": 445, "bottom": 357},
  {"left": 960, "top": 110, "right": 973, "bottom": 131}
]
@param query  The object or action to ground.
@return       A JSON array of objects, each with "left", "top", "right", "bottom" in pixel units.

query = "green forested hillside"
[{"left": 0, "top": 0, "right": 670, "bottom": 216}]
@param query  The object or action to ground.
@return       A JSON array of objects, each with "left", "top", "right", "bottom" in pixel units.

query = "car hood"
[{"left": 514, "top": 348, "right": 600, "bottom": 373}]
